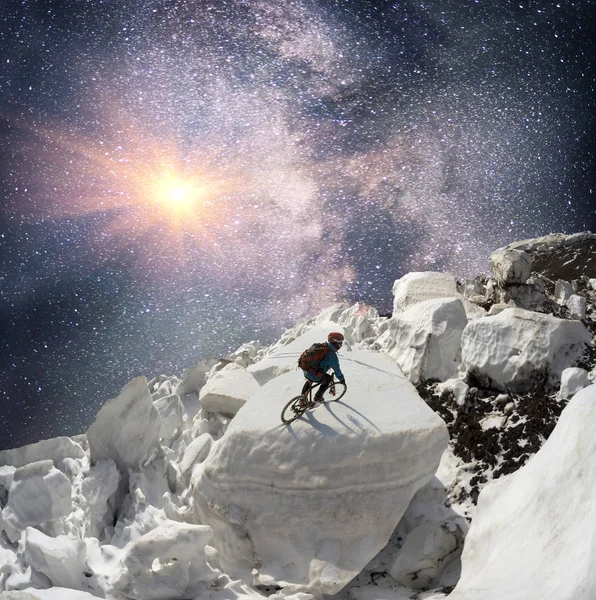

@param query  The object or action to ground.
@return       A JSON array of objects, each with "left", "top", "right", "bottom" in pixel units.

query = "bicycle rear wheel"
[
  {"left": 281, "top": 395, "right": 309, "bottom": 424},
  {"left": 320, "top": 381, "right": 347, "bottom": 403}
]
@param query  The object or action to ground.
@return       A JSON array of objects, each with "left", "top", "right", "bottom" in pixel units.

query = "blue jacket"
[{"left": 305, "top": 341, "right": 345, "bottom": 382}]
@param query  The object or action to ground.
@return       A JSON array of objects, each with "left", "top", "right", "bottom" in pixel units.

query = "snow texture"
[
  {"left": 23, "top": 528, "right": 86, "bottom": 589},
  {"left": 193, "top": 335, "right": 448, "bottom": 596},
  {"left": 448, "top": 384, "right": 596, "bottom": 600},
  {"left": 153, "top": 394, "right": 185, "bottom": 446},
  {"left": 0, "top": 438, "right": 85, "bottom": 470},
  {"left": 559, "top": 367, "right": 590, "bottom": 399},
  {"left": 87, "top": 376, "right": 161, "bottom": 472},
  {"left": 377, "top": 297, "right": 467, "bottom": 384},
  {"left": 392, "top": 272, "right": 459, "bottom": 314},
  {"left": 461, "top": 307, "right": 591, "bottom": 391},
  {"left": 112, "top": 520, "right": 219, "bottom": 600},
  {"left": 2, "top": 461, "right": 71, "bottom": 543},
  {"left": 198, "top": 363, "right": 260, "bottom": 417}
]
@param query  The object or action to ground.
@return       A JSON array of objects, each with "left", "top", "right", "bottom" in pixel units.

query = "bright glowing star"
[{"left": 152, "top": 175, "right": 204, "bottom": 216}]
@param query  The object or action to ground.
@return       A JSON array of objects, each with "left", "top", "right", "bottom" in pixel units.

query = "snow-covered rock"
[
  {"left": 378, "top": 297, "right": 467, "bottom": 384},
  {"left": 566, "top": 294, "right": 586, "bottom": 320},
  {"left": 23, "top": 528, "right": 86, "bottom": 590},
  {"left": 437, "top": 379, "right": 469, "bottom": 407},
  {"left": 112, "top": 520, "right": 219, "bottom": 600},
  {"left": 199, "top": 363, "right": 260, "bottom": 417},
  {"left": 2, "top": 461, "right": 72, "bottom": 543},
  {"left": 0, "top": 466, "right": 15, "bottom": 507},
  {"left": 247, "top": 324, "right": 345, "bottom": 385},
  {"left": 392, "top": 272, "right": 458, "bottom": 314},
  {"left": 193, "top": 348, "right": 448, "bottom": 596},
  {"left": 555, "top": 279, "right": 574, "bottom": 305},
  {"left": 389, "top": 521, "right": 462, "bottom": 589},
  {"left": 87, "top": 377, "right": 161, "bottom": 472},
  {"left": 461, "top": 308, "right": 592, "bottom": 391},
  {"left": 0, "top": 438, "right": 85, "bottom": 470},
  {"left": 228, "top": 341, "right": 261, "bottom": 367},
  {"left": 153, "top": 394, "right": 185, "bottom": 444},
  {"left": 490, "top": 248, "right": 532, "bottom": 284},
  {"left": 487, "top": 303, "right": 510, "bottom": 316},
  {"left": 448, "top": 384, "right": 596, "bottom": 600},
  {"left": 559, "top": 367, "right": 591, "bottom": 399}
]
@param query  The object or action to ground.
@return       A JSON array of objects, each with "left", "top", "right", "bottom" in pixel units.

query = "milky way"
[{"left": 1, "top": 0, "right": 594, "bottom": 449}]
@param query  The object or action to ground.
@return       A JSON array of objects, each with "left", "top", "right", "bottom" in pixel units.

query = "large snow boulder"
[
  {"left": 1, "top": 461, "right": 72, "bottom": 543},
  {"left": 199, "top": 363, "right": 260, "bottom": 417},
  {"left": 193, "top": 348, "right": 448, "bottom": 596},
  {"left": 247, "top": 324, "right": 345, "bottom": 385},
  {"left": 461, "top": 308, "right": 592, "bottom": 392},
  {"left": 23, "top": 527, "right": 86, "bottom": 589},
  {"left": 378, "top": 297, "right": 467, "bottom": 384},
  {"left": 87, "top": 377, "right": 161, "bottom": 472},
  {"left": 112, "top": 520, "right": 218, "bottom": 600},
  {"left": 490, "top": 248, "right": 532, "bottom": 285},
  {"left": 392, "top": 272, "right": 458, "bottom": 315},
  {"left": 448, "top": 384, "right": 596, "bottom": 600},
  {"left": 0, "top": 437, "right": 85, "bottom": 469},
  {"left": 559, "top": 367, "right": 591, "bottom": 399}
]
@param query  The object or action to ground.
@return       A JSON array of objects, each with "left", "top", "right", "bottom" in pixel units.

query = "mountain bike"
[{"left": 281, "top": 377, "right": 347, "bottom": 425}]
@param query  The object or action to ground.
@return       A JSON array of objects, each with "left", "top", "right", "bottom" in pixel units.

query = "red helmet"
[{"left": 328, "top": 332, "right": 344, "bottom": 349}]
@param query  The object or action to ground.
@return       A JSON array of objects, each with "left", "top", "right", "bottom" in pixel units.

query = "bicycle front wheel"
[
  {"left": 281, "top": 395, "right": 309, "bottom": 424},
  {"left": 320, "top": 381, "right": 347, "bottom": 403}
]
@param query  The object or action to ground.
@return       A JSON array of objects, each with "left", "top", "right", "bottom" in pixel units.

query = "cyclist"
[{"left": 300, "top": 332, "right": 346, "bottom": 402}]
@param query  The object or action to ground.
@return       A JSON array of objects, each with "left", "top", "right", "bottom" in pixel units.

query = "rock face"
[
  {"left": 392, "top": 272, "right": 459, "bottom": 314},
  {"left": 378, "top": 297, "right": 468, "bottom": 385},
  {"left": 198, "top": 363, "right": 260, "bottom": 417},
  {"left": 490, "top": 248, "right": 532, "bottom": 285},
  {"left": 501, "top": 232, "right": 596, "bottom": 280},
  {"left": 461, "top": 308, "right": 591, "bottom": 391},
  {"left": 192, "top": 347, "right": 448, "bottom": 596},
  {"left": 87, "top": 377, "right": 161, "bottom": 472},
  {"left": 448, "top": 384, "right": 596, "bottom": 600}
]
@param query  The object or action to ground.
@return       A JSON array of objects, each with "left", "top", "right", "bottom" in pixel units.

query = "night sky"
[{"left": 1, "top": 0, "right": 594, "bottom": 450}]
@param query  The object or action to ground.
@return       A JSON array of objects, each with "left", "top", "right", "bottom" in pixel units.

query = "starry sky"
[{"left": 1, "top": 0, "right": 594, "bottom": 450}]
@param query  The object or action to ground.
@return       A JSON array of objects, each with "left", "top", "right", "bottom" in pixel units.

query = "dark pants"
[{"left": 302, "top": 372, "right": 332, "bottom": 400}]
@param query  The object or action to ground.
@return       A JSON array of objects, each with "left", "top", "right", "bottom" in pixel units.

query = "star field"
[{"left": 1, "top": 0, "right": 594, "bottom": 449}]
